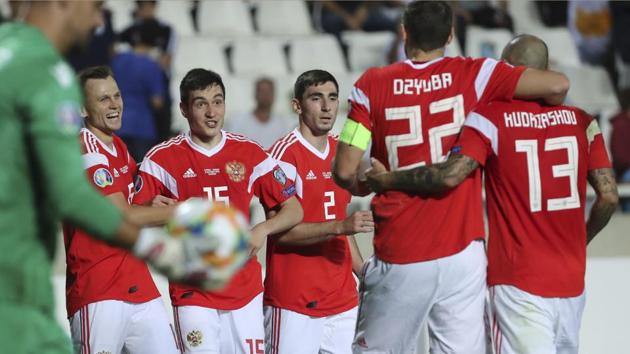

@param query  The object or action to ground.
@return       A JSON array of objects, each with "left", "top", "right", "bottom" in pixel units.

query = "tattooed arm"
[
  {"left": 586, "top": 168, "right": 618, "bottom": 244},
  {"left": 366, "top": 154, "right": 480, "bottom": 195}
]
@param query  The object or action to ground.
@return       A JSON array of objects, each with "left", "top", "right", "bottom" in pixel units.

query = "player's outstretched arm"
[
  {"left": 332, "top": 142, "right": 371, "bottom": 196},
  {"left": 586, "top": 168, "right": 618, "bottom": 244},
  {"left": 250, "top": 196, "right": 304, "bottom": 255},
  {"left": 514, "top": 68, "right": 569, "bottom": 106},
  {"left": 273, "top": 210, "right": 374, "bottom": 246},
  {"left": 366, "top": 155, "right": 479, "bottom": 195}
]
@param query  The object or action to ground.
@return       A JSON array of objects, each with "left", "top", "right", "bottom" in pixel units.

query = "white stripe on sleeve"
[
  {"left": 82, "top": 152, "right": 109, "bottom": 170},
  {"left": 464, "top": 112, "right": 499, "bottom": 156},
  {"left": 349, "top": 86, "right": 370, "bottom": 113},
  {"left": 276, "top": 160, "right": 303, "bottom": 198},
  {"left": 139, "top": 158, "right": 179, "bottom": 198},
  {"left": 248, "top": 155, "right": 280, "bottom": 194},
  {"left": 475, "top": 58, "right": 499, "bottom": 101}
]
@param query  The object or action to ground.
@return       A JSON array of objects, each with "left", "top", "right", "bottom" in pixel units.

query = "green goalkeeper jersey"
[{"left": 0, "top": 23, "right": 122, "bottom": 313}]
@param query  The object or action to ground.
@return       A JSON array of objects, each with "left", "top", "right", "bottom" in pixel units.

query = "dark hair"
[
  {"left": 180, "top": 68, "right": 226, "bottom": 104},
  {"left": 78, "top": 66, "right": 113, "bottom": 93},
  {"left": 403, "top": 1, "right": 452, "bottom": 52},
  {"left": 293, "top": 69, "right": 338, "bottom": 101},
  {"left": 130, "top": 19, "right": 162, "bottom": 47}
]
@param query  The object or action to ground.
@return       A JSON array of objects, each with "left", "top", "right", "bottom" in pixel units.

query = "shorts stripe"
[
  {"left": 173, "top": 307, "right": 185, "bottom": 351},
  {"left": 82, "top": 305, "right": 91, "bottom": 354}
]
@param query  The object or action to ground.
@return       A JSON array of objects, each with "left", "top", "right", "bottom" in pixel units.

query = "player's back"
[
  {"left": 0, "top": 22, "right": 82, "bottom": 309},
  {"left": 463, "top": 100, "right": 610, "bottom": 297},
  {"left": 348, "top": 57, "right": 525, "bottom": 263}
]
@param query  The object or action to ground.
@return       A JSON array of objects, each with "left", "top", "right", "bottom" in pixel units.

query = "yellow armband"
[{"left": 340, "top": 119, "right": 371, "bottom": 151}]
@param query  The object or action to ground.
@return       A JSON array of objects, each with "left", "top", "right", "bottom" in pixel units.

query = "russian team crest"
[
  {"left": 225, "top": 161, "right": 246, "bottom": 182},
  {"left": 186, "top": 329, "right": 203, "bottom": 347},
  {"left": 93, "top": 168, "right": 113, "bottom": 188}
]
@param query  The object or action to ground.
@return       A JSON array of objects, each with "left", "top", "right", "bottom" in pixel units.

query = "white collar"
[
  {"left": 293, "top": 128, "right": 329, "bottom": 160},
  {"left": 82, "top": 128, "right": 117, "bottom": 157},
  {"left": 404, "top": 56, "right": 445, "bottom": 70},
  {"left": 185, "top": 130, "right": 227, "bottom": 157}
]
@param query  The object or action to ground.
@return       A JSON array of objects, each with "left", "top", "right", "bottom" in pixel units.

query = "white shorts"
[
  {"left": 487, "top": 285, "right": 586, "bottom": 354},
  {"left": 264, "top": 305, "right": 358, "bottom": 354},
  {"left": 69, "top": 298, "right": 179, "bottom": 354},
  {"left": 353, "top": 240, "right": 487, "bottom": 354},
  {"left": 173, "top": 293, "right": 264, "bottom": 354}
]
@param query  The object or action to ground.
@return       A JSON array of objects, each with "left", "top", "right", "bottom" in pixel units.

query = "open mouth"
[
  {"left": 205, "top": 120, "right": 218, "bottom": 128},
  {"left": 106, "top": 112, "right": 120, "bottom": 119}
]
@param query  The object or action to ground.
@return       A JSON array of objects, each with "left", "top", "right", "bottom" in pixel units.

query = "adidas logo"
[
  {"left": 306, "top": 170, "right": 317, "bottom": 180},
  {"left": 183, "top": 168, "right": 197, "bottom": 178}
]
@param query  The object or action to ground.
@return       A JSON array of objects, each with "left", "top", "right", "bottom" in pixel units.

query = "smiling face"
[
  {"left": 83, "top": 76, "right": 123, "bottom": 135},
  {"left": 293, "top": 81, "right": 339, "bottom": 136},
  {"left": 180, "top": 83, "right": 226, "bottom": 144}
]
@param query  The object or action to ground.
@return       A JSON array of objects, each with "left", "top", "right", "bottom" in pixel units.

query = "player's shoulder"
[
  {"left": 144, "top": 134, "right": 188, "bottom": 161},
  {"left": 268, "top": 130, "right": 299, "bottom": 161},
  {"left": 224, "top": 131, "right": 267, "bottom": 153}
]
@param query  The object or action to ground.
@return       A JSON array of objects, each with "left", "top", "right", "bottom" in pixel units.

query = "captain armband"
[{"left": 339, "top": 119, "right": 371, "bottom": 151}]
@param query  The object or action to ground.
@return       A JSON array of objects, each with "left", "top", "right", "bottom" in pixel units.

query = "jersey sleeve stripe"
[
  {"left": 145, "top": 135, "right": 185, "bottom": 159},
  {"left": 464, "top": 112, "right": 499, "bottom": 155},
  {"left": 88, "top": 135, "right": 100, "bottom": 154},
  {"left": 139, "top": 158, "right": 179, "bottom": 198},
  {"left": 475, "top": 58, "right": 499, "bottom": 101},
  {"left": 82, "top": 152, "right": 109, "bottom": 170},
  {"left": 349, "top": 86, "right": 371, "bottom": 113},
  {"left": 274, "top": 138, "right": 298, "bottom": 161},
  {"left": 248, "top": 155, "right": 279, "bottom": 193},
  {"left": 276, "top": 160, "right": 303, "bottom": 198},
  {"left": 270, "top": 133, "right": 296, "bottom": 159}
]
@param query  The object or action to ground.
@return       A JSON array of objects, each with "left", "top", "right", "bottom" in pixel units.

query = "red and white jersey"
[
  {"left": 63, "top": 128, "right": 159, "bottom": 317},
  {"left": 348, "top": 57, "right": 526, "bottom": 264},
  {"left": 264, "top": 129, "right": 357, "bottom": 317},
  {"left": 133, "top": 131, "right": 295, "bottom": 310},
  {"left": 456, "top": 100, "right": 611, "bottom": 297}
]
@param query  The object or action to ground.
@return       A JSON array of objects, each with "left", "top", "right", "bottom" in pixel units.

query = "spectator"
[
  {"left": 453, "top": 1, "right": 513, "bottom": 54},
  {"left": 535, "top": 1, "right": 568, "bottom": 27},
  {"left": 66, "top": 8, "right": 116, "bottom": 72},
  {"left": 119, "top": 0, "right": 175, "bottom": 141},
  {"left": 224, "top": 77, "right": 293, "bottom": 149},
  {"left": 111, "top": 20, "right": 166, "bottom": 162},
  {"left": 316, "top": 1, "right": 400, "bottom": 38},
  {"left": 568, "top": 1, "right": 612, "bottom": 66},
  {"left": 610, "top": 94, "right": 630, "bottom": 212},
  {"left": 610, "top": 1, "right": 630, "bottom": 100}
]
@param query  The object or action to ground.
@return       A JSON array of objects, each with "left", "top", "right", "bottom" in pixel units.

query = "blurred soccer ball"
[{"left": 167, "top": 198, "right": 250, "bottom": 289}]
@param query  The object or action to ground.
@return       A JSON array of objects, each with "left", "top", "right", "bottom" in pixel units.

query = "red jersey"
[
  {"left": 133, "top": 132, "right": 295, "bottom": 310},
  {"left": 63, "top": 129, "right": 160, "bottom": 317},
  {"left": 264, "top": 130, "right": 357, "bottom": 317},
  {"left": 348, "top": 57, "right": 526, "bottom": 263},
  {"left": 456, "top": 100, "right": 611, "bottom": 297}
]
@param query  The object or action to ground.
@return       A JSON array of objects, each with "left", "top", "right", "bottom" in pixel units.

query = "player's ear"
[
  {"left": 80, "top": 106, "right": 88, "bottom": 118},
  {"left": 179, "top": 101, "right": 189, "bottom": 119},
  {"left": 291, "top": 98, "right": 302, "bottom": 115},
  {"left": 447, "top": 27, "right": 454, "bottom": 46}
]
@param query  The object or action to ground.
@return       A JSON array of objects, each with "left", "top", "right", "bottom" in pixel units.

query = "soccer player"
[
  {"left": 63, "top": 66, "right": 179, "bottom": 354},
  {"left": 265, "top": 70, "right": 373, "bottom": 354},
  {"left": 367, "top": 34, "right": 618, "bottom": 354},
  {"left": 0, "top": 3, "right": 235, "bottom": 353},
  {"left": 133, "top": 68, "right": 303, "bottom": 354},
  {"left": 332, "top": 1, "right": 574, "bottom": 352}
]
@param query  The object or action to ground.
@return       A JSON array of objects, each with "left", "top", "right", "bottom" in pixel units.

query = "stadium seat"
[
  {"left": 256, "top": 0, "right": 314, "bottom": 36},
  {"left": 465, "top": 26, "right": 513, "bottom": 59},
  {"left": 508, "top": 0, "right": 545, "bottom": 34},
  {"left": 553, "top": 63, "right": 619, "bottom": 115},
  {"left": 197, "top": 0, "right": 253, "bottom": 37},
  {"left": 231, "top": 37, "right": 289, "bottom": 76},
  {"left": 156, "top": 0, "right": 195, "bottom": 37},
  {"left": 222, "top": 75, "right": 256, "bottom": 117},
  {"left": 531, "top": 28, "right": 581, "bottom": 67},
  {"left": 106, "top": 0, "right": 135, "bottom": 33},
  {"left": 341, "top": 31, "right": 396, "bottom": 71},
  {"left": 173, "top": 36, "right": 229, "bottom": 77},
  {"left": 271, "top": 74, "right": 297, "bottom": 118},
  {"left": 289, "top": 35, "right": 347, "bottom": 74}
]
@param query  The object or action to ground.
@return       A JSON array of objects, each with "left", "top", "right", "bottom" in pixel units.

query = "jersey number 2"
[{"left": 515, "top": 136, "right": 580, "bottom": 212}]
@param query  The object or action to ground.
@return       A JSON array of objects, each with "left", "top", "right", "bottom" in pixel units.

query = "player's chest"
[{"left": 175, "top": 156, "right": 252, "bottom": 203}]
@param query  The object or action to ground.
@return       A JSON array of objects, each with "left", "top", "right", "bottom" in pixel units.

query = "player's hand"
[
  {"left": 152, "top": 195, "right": 177, "bottom": 207},
  {"left": 365, "top": 158, "right": 390, "bottom": 193},
  {"left": 340, "top": 210, "right": 374, "bottom": 234},
  {"left": 248, "top": 223, "right": 268, "bottom": 257}
]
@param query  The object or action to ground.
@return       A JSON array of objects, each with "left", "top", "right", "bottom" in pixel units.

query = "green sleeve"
[{"left": 21, "top": 62, "right": 122, "bottom": 240}]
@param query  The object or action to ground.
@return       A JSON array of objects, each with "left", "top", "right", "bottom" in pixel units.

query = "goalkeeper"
[{"left": 0, "top": 2, "right": 216, "bottom": 353}]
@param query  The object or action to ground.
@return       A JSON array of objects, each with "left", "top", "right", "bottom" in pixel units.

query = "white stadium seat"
[
  {"left": 342, "top": 31, "right": 396, "bottom": 71},
  {"left": 222, "top": 75, "right": 256, "bottom": 117},
  {"left": 156, "top": 0, "right": 195, "bottom": 37},
  {"left": 198, "top": 0, "right": 253, "bottom": 37},
  {"left": 289, "top": 35, "right": 347, "bottom": 74},
  {"left": 231, "top": 37, "right": 289, "bottom": 76},
  {"left": 508, "top": 0, "right": 545, "bottom": 34},
  {"left": 465, "top": 26, "right": 513, "bottom": 59},
  {"left": 256, "top": 0, "right": 314, "bottom": 36},
  {"left": 106, "top": 0, "right": 135, "bottom": 33},
  {"left": 173, "top": 36, "right": 229, "bottom": 76},
  {"left": 531, "top": 28, "right": 581, "bottom": 67}
]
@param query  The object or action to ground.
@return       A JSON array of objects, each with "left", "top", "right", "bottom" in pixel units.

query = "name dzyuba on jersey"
[
  {"left": 393, "top": 73, "right": 453, "bottom": 95},
  {"left": 504, "top": 109, "right": 578, "bottom": 129}
]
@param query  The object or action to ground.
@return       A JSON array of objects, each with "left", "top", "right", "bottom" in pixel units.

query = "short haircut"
[
  {"left": 179, "top": 68, "right": 226, "bottom": 104},
  {"left": 403, "top": 1, "right": 452, "bottom": 52},
  {"left": 293, "top": 69, "right": 338, "bottom": 101},
  {"left": 78, "top": 65, "right": 114, "bottom": 94},
  {"left": 501, "top": 35, "right": 549, "bottom": 70}
]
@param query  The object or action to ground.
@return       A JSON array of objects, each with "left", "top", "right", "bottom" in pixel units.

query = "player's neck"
[
  {"left": 298, "top": 124, "right": 327, "bottom": 153},
  {"left": 407, "top": 48, "right": 445, "bottom": 63},
  {"left": 191, "top": 131, "right": 223, "bottom": 150},
  {"left": 86, "top": 125, "right": 115, "bottom": 149}
]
